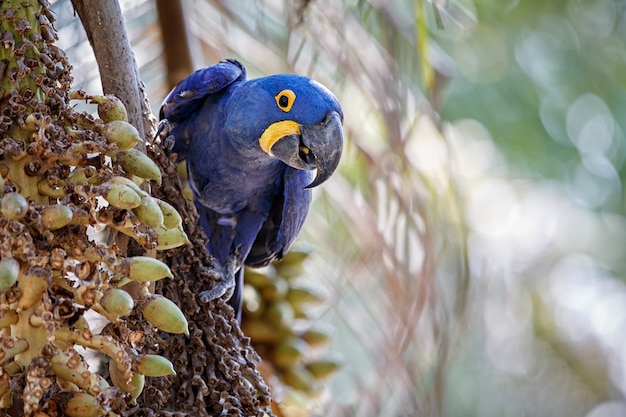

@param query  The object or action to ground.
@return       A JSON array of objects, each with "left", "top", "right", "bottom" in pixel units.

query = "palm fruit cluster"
[
  {"left": 0, "top": 1, "right": 189, "bottom": 415},
  {"left": 241, "top": 250, "right": 341, "bottom": 414}
]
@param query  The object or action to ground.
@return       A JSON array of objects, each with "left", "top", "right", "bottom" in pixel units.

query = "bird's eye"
[{"left": 275, "top": 89, "right": 296, "bottom": 112}]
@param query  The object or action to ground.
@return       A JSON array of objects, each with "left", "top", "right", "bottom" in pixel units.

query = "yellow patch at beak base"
[{"left": 259, "top": 120, "right": 301, "bottom": 155}]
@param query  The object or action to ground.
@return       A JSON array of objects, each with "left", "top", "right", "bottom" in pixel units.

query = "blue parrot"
[{"left": 158, "top": 60, "right": 343, "bottom": 320}]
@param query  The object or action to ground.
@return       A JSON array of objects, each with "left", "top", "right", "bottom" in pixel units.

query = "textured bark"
[{"left": 70, "top": 0, "right": 145, "bottom": 137}]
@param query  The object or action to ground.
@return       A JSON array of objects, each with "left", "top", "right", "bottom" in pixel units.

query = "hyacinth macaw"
[{"left": 158, "top": 60, "right": 343, "bottom": 320}]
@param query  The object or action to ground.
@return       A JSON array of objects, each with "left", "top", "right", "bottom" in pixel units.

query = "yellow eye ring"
[{"left": 275, "top": 89, "right": 296, "bottom": 112}]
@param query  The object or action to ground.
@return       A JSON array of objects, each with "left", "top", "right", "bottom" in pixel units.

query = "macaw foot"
[
  {"left": 197, "top": 254, "right": 241, "bottom": 304},
  {"left": 155, "top": 119, "right": 176, "bottom": 152}
]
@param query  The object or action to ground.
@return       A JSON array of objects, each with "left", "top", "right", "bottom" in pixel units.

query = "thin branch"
[{"left": 70, "top": 0, "right": 145, "bottom": 138}]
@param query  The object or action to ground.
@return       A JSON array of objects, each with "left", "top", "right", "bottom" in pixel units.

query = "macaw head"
[{"left": 224, "top": 74, "right": 343, "bottom": 188}]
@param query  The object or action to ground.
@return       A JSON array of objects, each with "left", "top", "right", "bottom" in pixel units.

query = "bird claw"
[
  {"left": 197, "top": 254, "right": 242, "bottom": 304},
  {"left": 155, "top": 119, "right": 176, "bottom": 152},
  {"left": 198, "top": 278, "right": 235, "bottom": 304}
]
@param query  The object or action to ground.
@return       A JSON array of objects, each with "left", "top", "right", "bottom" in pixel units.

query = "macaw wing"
[
  {"left": 159, "top": 59, "right": 245, "bottom": 122},
  {"left": 245, "top": 167, "right": 313, "bottom": 267},
  {"left": 158, "top": 60, "right": 246, "bottom": 158}
]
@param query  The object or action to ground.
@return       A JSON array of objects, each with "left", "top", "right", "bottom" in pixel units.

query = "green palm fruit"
[
  {"left": 37, "top": 179, "right": 67, "bottom": 199},
  {"left": 244, "top": 267, "right": 276, "bottom": 288},
  {"left": 99, "top": 288, "right": 134, "bottom": 318},
  {"left": 305, "top": 357, "right": 341, "bottom": 380},
  {"left": 242, "top": 285, "right": 264, "bottom": 318},
  {"left": 63, "top": 392, "right": 104, "bottom": 417},
  {"left": 102, "top": 182, "right": 142, "bottom": 210},
  {"left": 92, "top": 94, "right": 129, "bottom": 123},
  {"left": 282, "top": 366, "right": 316, "bottom": 393},
  {"left": 102, "top": 120, "right": 141, "bottom": 151},
  {"left": 66, "top": 167, "right": 100, "bottom": 186},
  {"left": 142, "top": 295, "right": 189, "bottom": 335},
  {"left": 0, "top": 258, "right": 20, "bottom": 291},
  {"left": 109, "top": 359, "right": 144, "bottom": 405},
  {"left": 1, "top": 192, "right": 28, "bottom": 220},
  {"left": 286, "top": 285, "right": 324, "bottom": 310},
  {"left": 265, "top": 299, "right": 295, "bottom": 327},
  {"left": 273, "top": 338, "right": 308, "bottom": 369},
  {"left": 119, "top": 256, "right": 173, "bottom": 282},
  {"left": 118, "top": 149, "right": 162, "bottom": 184},
  {"left": 133, "top": 196, "right": 165, "bottom": 228},
  {"left": 274, "top": 250, "right": 310, "bottom": 278},
  {"left": 136, "top": 354, "right": 176, "bottom": 377},
  {"left": 299, "top": 325, "right": 332, "bottom": 348},
  {"left": 155, "top": 198, "right": 183, "bottom": 229},
  {"left": 176, "top": 161, "right": 194, "bottom": 200},
  {"left": 154, "top": 225, "right": 190, "bottom": 250},
  {"left": 276, "top": 389, "right": 310, "bottom": 417},
  {"left": 241, "top": 320, "right": 282, "bottom": 344},
  {"left": 41, "top": 204, "right": 73, "bottom": 230},
  {"left": 105, "top": 175, "right": 148, "bottom": 197},
  {"left": 261, "top": 276, "right": 289, "bottom": 301}
]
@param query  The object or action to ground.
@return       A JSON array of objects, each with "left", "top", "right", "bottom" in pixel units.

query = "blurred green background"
[{"left": 51, "top": 0, "right": 626, "bottom": 416}]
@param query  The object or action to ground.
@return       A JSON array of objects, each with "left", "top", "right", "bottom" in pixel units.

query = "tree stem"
[{"left": 70, "top": 0, "right": 145, "bottom": 138}]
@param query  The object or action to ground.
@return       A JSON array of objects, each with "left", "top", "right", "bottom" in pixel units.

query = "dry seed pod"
[
  {"left": 102, "top": 120, "right": 141, "bottom": 151},
  {"left": 154, "top": 225, "right": 190, "bottom": 250},
  {"left": 0, "top": 259, "right": 20, "bottom": 291},
  {"left": 63, "top": 392, "right": 104, "bottom": 417},
  {"left": 99, "top": 288, "right": 134, "bottom": 318},
  {"left": 92, "top": 95, "right": 129, "bottom": 123},
  {"left": 102, "top": 182, "right": 142, "bottom": 210},
  {"left": 136, "top": 354, "right": 176, "bottom": 377},
  {"left": 0, "top": 192, "right": 28, "bottom": 220},
  {"left": 0, "top": 309, "right": 18, "bottom": 329},
  {"left": 133, "top": 197, "right": 164, "bottom": 228},
  {"left": 121, "top": 256, "right": 173, "bottom": 282},
  {"left": 41, "top": 204, "right": 73, "bottom": 230},
  {"left": 51, "top": 352, "right": 110, "bottom": 395},
  {"left": 142, "top": 295, "right": 189, "bottom": 335},
  {"left": 17, "top": 266, "right": 50, "bottom": 310},
  {"left": 118, "top": 149, "right": 162, "bottom": 184}
]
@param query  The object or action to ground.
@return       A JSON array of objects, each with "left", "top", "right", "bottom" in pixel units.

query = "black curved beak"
[{"left": 270, "top": 111, "right": 343, "bottom": 188}]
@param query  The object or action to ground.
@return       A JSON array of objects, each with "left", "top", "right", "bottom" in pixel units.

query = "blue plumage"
[{"left": 159, "top": 60, "right": 343, "bottom": 320}]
